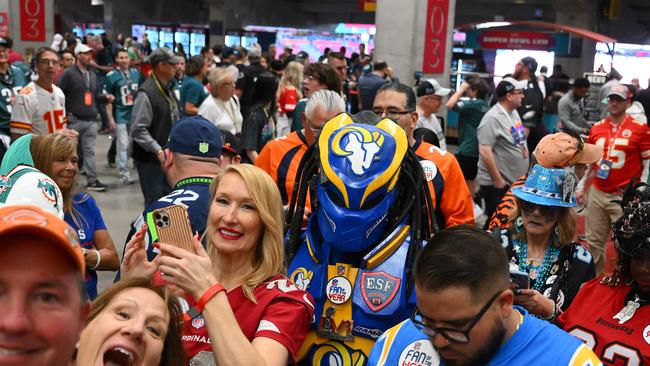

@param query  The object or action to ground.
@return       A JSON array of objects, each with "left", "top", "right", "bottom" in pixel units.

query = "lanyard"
[
  {"left": 605, "top": 116, "right": 628, "bottom": 158},
  {"left": 153, "top": 73, "right": 178, "bottom": 111},
  {"left": 496, "top": 103, "right": 515, "bottom": 128},
  {"left": 218, "top": 97, "right": 237, "bottom": 125}
]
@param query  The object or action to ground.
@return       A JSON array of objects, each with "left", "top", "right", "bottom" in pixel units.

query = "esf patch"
[
  {"left": 398, "top": 340, "right": 439, "bottom": 366},
  {"left": 326, "top": 276, "right": 353, "bottom": 304},
  {"left": 361, "top": 271, "right": 400, "bottom": 312}
]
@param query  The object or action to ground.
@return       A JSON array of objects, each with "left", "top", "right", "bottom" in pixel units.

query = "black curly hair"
[{"left": 611, "top": 182, "right": 650, "bottom": 281}]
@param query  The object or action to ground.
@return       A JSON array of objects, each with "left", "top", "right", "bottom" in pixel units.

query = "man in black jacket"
[
  {"left": 514, "top": 56, "right": 546, "bottom": 153},
  {"left": 130, "top": 47, "right": 181, "bottom": 207}
]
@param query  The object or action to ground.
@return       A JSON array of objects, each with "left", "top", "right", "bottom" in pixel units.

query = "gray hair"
[
  {"left": 209, "top": 65, "right": 239, "bottom": 96},
  {"left": 305, "top": 90, "right": 346, "bottom": 120}
]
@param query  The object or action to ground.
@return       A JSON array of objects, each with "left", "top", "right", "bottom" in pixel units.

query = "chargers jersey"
[
  {"left": 369, "top": 307, "right": 602, "bottom": 366},
  {"left": 10, "top": 81, "right": 66, "bottom": 135}
]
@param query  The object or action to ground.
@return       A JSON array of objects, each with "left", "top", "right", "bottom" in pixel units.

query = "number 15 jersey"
[{"left": 10, "top": 81, "right": 66, "bottom": 135}]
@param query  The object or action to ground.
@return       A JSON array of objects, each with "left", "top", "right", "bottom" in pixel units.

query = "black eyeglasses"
[
  {"left": 411, "top": 290, "right": 503, "bottom": 344},
  {"left": 519, "top": 200, "right": 560, "bottom": 220},
  {"left": 371, "top": 108, "right": 412, "bottom": 120}
]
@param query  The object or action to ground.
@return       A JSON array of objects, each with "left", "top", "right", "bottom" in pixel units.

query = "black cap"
[
  {"left": 520, "top": 56, "right": 538, "bottom": 74},
  {"left": 219, "top": 129, "right": 241, "bottom": 156},
  {"left": 222, "top": 46, "right": 241, "bottom": 59},
  {"left": 572, "top": 77, "right": 590, "bottom": 89}
]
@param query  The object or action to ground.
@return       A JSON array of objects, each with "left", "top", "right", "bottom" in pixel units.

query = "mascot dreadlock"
[{"left": 285, "top": 113, "right": 436, "bottom": 365}]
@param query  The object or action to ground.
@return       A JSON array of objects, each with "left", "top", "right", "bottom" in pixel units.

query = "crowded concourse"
[{"left": 2, "top": 3, "right": 650, "bottom": 365}]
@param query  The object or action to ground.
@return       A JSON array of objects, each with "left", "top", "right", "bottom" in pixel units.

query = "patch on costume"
[
  {"left": 398, "top": 340, "right": 439, "bottom": 366},
  {"left": 419, "top": 160, "right": 437, "bottom": 181},
  {"left": 289, "top": 267, "right": 313, "bottom": 291},
  {"left": 326, "top": 276, "right": 352, "bottom": 304},
  {"left": 360, "top": 271, "right": 400, "bottom": 312}
]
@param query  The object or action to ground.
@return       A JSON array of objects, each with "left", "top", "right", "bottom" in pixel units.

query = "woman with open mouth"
[
  {"left": 495, "top": 164, "right": 595, "bottom": 321},
  {"left": 558, "top": 182, "right": 650, "bottom": 364},
  {"left": 74, "top": 277, "right": 185, "bottom": 366}
]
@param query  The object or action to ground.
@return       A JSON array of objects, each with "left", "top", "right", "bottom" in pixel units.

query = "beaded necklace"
[{"left": 513, "top": 236, "right": 559, "bottom": 292}]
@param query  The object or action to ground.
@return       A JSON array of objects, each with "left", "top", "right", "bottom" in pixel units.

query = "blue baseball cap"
[{"left": 167, "top": 116, "right": 222, "bottom": 158}]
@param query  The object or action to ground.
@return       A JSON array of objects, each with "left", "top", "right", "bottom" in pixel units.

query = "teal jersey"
[
  {"left": 171, "top": 75, "right": 186, "bottom": 102},
  {"left": 0, "top": 65, "right": 28, "bottom": 135},
  {"left": 179, "top": 76, "right": 208, "bottom": 116},
  {"left": 104, "top": 68, "right": 143, "bottom": 124}
]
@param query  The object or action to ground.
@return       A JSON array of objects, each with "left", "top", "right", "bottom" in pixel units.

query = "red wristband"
[{"left": 195, "top": 283, "right": 225, "bottom": 313}]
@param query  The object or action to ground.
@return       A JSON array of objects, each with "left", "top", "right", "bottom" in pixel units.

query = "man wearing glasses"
[
  {"left": 256, "top": 90, "right": 345, "bottom": 207},
  {"left": 372, "top": 82, "right": 474, "bottom": 228},
  {"left": 415, "top": 79, "right": 451, "bottom": 151},
  {"left": 369, "top": 225, "right": 602, "bottom": 365},
  {"left": 11, "top": 47, "right": 75, "bottom": 140},
  {"left": 477, "top": 77, "right": 529, "bottom": 223}
]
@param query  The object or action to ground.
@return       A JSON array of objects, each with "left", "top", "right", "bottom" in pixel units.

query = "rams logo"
[{"left": 331, "top": 126, "right": 384, "bottom": 175}]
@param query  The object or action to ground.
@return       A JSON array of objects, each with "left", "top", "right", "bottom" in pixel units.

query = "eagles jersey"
[
  {"left": 369, "top": 307, "right": 602, "bottom": 366},
  {"left": 414, "top": 141, "right": 475, "bottom": 228},
  {"left": 180, "top": 275, "right": 314, "bottom": 365},
  {"left": 558, "top": 277, "right": 650, "bottom": 365},
  {"left": 104, "top": 68, "right": 143, "bottom": 124},
  {"left": 10, "top": 82, "right": 66, "bottom": 135},
  {"left": 0, "top": 65, "right": 28, "bottom": 135}
]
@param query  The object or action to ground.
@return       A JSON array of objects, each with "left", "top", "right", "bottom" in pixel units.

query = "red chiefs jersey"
[
  {"left": 587, "top": 115, "right": 650, "bottom": 193},
  {"left": 181, "top": 275, "right": 315, "bottom": 365},
  {"left": 415, "top": 141, "right": 475, "bottom": 227},
  {"left": 558, "top": 276, "right": 650, "bottom": 365}
]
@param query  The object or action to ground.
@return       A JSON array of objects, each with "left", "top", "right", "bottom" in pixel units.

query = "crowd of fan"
[{"left": 0, "top": 30, "right": 649, "bottom": 366}]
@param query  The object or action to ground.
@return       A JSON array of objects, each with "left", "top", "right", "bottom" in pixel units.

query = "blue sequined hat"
[{"left": 512, "top": 164, "right": 577, "bottom": 207}]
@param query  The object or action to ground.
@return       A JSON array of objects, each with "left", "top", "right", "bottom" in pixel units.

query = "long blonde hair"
[
  {"left": 29, "top": 134, "right": 80, "bottom": 221},
  {"left": 278, "top": 61, "right": 304, "bottom": 99},
  {"left": 508, "top": 198, "right": 576, "bottom": 247},
  {"left": 206, "top": 164, "right": 285, "bottom": 302}
]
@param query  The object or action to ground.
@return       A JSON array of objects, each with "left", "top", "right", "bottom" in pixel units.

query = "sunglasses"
[{"left": 519, "top": 200, "right": 560, "bottom": 220}]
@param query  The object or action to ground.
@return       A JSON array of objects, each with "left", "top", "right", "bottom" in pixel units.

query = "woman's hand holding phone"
[{"left": 121, "top": 224, "right": 160, "bottom": 281}]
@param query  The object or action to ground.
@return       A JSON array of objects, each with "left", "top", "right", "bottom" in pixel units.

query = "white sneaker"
[{"left": 120, "top": 172, "right": 135, "bottom": 185}]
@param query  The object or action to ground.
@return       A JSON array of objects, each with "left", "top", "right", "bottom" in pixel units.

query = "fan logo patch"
[
  {"left": 326, "top": 276, "right": 352, "bottom": 304},
  {"left": 419, "top": 160, "right": 437, "bottom": 181},
  {"left": 192, "top": 315, "right": 205, "bottom": 329},
  {"left": 289, "top": 267, "right": 313, "bottom": 291},
  {"left": 360, "top": 271, "right": 400, "bottom": 312},
  {"left": 622, "top": 129, "right": 632, "bottom": 138},
  {"left": 198, "top": 142, "right": 209, "bottom": 154},
  {"left": 398, "top": 340, "right": 438, "bottom": 366},
  {"left": 643, "top": 324, "right": 650, "bottom": 345}
]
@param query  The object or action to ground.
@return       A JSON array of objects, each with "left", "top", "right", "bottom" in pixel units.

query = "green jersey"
[
  {"left": 104, "top": 68, "right": 143, "bottom": 124},
  {"left": 0, "top": 65, "right": 28, "bottom": 135}
]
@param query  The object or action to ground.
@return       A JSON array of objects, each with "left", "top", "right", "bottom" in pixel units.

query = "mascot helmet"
[{"left": 315, "top": 113, "right": 408, "bottom": 252}]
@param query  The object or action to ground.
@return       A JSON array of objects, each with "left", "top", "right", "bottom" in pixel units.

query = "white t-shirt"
[
  {"left": 416, "top": 112, "right": 447, "bottom": 152},
  {"left": 198, "top": 95, "right": 243, "bottom": 135},
  {"left": 10, "top": 81, "right": 66, "bottom": 135}
]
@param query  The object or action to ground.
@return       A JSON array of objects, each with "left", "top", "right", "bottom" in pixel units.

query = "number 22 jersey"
[
  {"left": 558, "top": 276, "right": 650, "bottom": 365},
  {"left": 10, "top": 81, "right": 66, "bottom": 135}
]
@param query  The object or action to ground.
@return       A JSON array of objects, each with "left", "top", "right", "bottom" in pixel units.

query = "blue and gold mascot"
[{"left": 285, "top": 113, "right": 436, "bottom": 365}]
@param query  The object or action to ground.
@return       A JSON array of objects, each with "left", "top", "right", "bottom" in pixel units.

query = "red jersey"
[
  {"left": 558, "top": 276, "right": 650, "bottom": 365},
  {"left": 588, "top": 115, "right": 650, "bottom": 193},
  {"left": 181, "top": 275, "right": 314, "bottom": 364},
  {"left": 278, "top": 86, "right": 299, "bottom": 113},
  {"left": 255, "top": 130, "right": 310, "bottom": 207},
  {"left": 415, "top": 141, "right": 475, "bottom": 228}
]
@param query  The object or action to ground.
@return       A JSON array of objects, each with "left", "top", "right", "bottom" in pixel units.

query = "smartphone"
[
  {"left": 509, "top": 267, "right": 530, "bottom": 291},
  {"left": 151, "top": 204, "right": 196, "bottom": 255}
]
